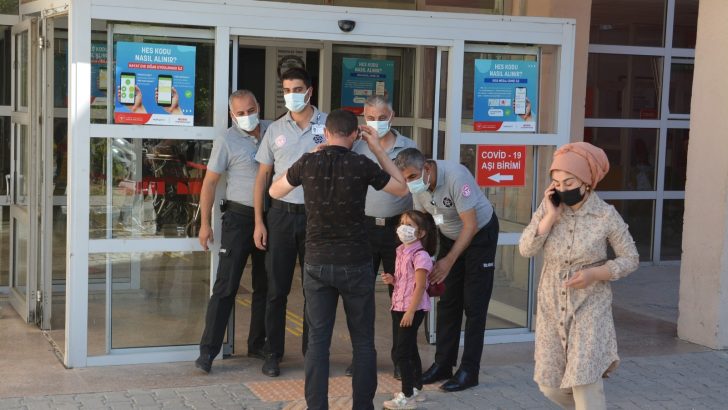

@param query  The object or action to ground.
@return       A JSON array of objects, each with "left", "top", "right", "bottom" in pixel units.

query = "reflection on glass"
[
  {"left": 673, "top": 0, "right": 699, "bottom": 49},
  {"left": 664, "top": 129, "right": 689, "bottom": 191},
  {"left": 661, "top": 200, "right": 684, "bottom": 260},
  {"left": 1, "top": 28, "right": 11, "bottom": 106},
  {"left": 16, "top": 30, "right": 29, "bottom": 109},
  {"left": 93, "top": 252, "right": 210, "bottom": 349},
  {"left": 88, "top": 266, "right": 106, "bottom": 356},
  {"left": 331, "top": 45, "right": 415, "bottom": 117},
  {"left": 13, "top": 219, "right": 28, "bottom": 294},
  {"left": 487, "top": 245, "right": 529, "bottom": 330},
  {"left": 16, "top": 124, "right": 28, "bottom": 205},
  {"left": 460, "top": 145, "right": 534, "bottom": 230},
  {"left": 669, "top": 63, "right": 694, "bottom": 114},
  {"left": 90, "top": 138, "right": 211, "bottom": 239},
  {"left": 53, "top": 119, "right": 68, "bottom": 195},
  {"left": 589, "top": 0, "right": 665, "bottom": 47},
  {"left": 587, "top": 54, "right": 662, "bottom": 119},
  {"left": 605, "top": 199, "right": 653, "bottom": 262},
  {"left": 585, "top": 127, "right": 658, "bottom": 191},
  {"left": 0, "top": 207, "right": 8, "bottom": 287},
  {"left": 1, "top": 117, "right": 9, "bottom": 196},
  {"left": 0, "top": 0, "right": 19, "bottom": 14}
]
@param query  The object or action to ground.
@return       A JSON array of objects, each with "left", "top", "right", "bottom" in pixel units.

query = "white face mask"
[
  {"left": 396, "top": 225, "right": 418, "bottom": 244},
  {"left": 366, "top": 115, "right": 392, "bottom": 138},
  {"left": 284, "top": 89, "right": 311, "bottom": 113},
  {"left": 234, "top": 112, "right": 259, "bottom": 132}
]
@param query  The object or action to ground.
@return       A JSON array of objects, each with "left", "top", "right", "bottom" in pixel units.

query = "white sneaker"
[
  {"left": 383, "top": 392, "right": 418, "bottom": 409},
  {"left": 412, "top": 387, "right": 426, "bottom": 402}
]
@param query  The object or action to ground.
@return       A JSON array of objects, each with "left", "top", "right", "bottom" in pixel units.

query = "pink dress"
[{"left": 391, "top": 240, "right": 433, "bottom": 312}]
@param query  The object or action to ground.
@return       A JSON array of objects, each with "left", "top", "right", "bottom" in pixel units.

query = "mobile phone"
[
  {"left": 514, "top": 86, "right": 527, "bottom": 115},
  {"left": 119, "top": 72, "right": 136, "bottom": 105},
  {"left": 98, "top": 68, "right": 107, "bottom": 91},
  {"left": 549, "top": 190, "right": 561, "bottom": 207},
  {"left": 157, "top": 74, "right": 173, "bottom": 106}
]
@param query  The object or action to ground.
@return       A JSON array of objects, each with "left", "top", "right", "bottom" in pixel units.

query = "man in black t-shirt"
[{"left": 269, "top": 109, "right": 407, "bottom": 410}]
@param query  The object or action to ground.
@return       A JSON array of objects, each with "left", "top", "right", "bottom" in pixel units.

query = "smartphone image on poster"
[
  {"left": 98, "top": 68, "right": 107, "bottom": 91},
  {"left": 514, "top": 86, "right": 527, "bottom": 115},
  {"left": 119, "top": 72, "right": 136, "bottom": 105},
  {"left": 157, "top": 74, "right": 173, "bottom": 106}
]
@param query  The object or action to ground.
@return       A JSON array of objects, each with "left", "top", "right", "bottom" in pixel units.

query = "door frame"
[{"left": 8, "top": 17, "right": 39, "bottom": 325}]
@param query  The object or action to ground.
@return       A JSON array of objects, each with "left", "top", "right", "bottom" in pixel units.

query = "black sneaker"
[
  {"left": 262, "top": 353, "right": 280, "bottom": 377},
  {"left": 194, "top": 354, "right": 212, "bottom": 373},
  {"left": 247, "top": 348, "right": 266, "bottom": 360}
]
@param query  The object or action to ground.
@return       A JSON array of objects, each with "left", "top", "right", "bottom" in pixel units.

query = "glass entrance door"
[{"left": 8, "top": 18, "right": 39, "bottom": 324}]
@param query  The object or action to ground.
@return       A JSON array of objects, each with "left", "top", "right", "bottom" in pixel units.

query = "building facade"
[{"left": 0, "top": 0, "right": 712, "bottom": 367}]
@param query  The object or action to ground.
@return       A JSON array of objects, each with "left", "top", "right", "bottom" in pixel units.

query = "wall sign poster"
[
  {"left": 473, "top": 59, "right": 539, "bottom": 132},
  {"left": 91, "top": 41, "right": 107, "bottom": 104},
  {"left": 114, "top": 42, "right": 196, "bottom": 126},
  {"left": 340, "top": 58, "right": 394, "bottom": 115}
]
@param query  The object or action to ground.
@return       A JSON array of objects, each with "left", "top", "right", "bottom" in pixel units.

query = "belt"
[
  {"left": 224, "top": 200, "right": 254, "bottom": 217},
  {"left": 270, "top": 198, "right": 306, "bottom": 214},
  {"left": 366, "top": 214, "right": 401, "bottom": 227}
]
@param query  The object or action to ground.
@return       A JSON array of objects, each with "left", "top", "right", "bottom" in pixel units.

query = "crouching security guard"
[{"left": 195, "top": 90, "right": 271, "bottom": 373}]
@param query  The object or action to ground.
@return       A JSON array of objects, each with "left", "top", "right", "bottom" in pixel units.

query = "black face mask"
[{"left": 556, "top": 186, "right": 585, "bottom": 206}]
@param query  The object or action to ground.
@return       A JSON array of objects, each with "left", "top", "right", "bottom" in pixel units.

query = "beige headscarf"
[{"left": 549, "top": 142, "right": 610, "bottom": 189}]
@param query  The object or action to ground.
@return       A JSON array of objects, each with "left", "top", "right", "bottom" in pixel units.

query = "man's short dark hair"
[
  {"left": 395, "top": 147, "right": 426, "bottom": 170},
  {"left": 325, "top": 109, "right": 358, "bottom": 138},
  {"left": 280, "top": 67, "right": 312, "bottom": 88}
]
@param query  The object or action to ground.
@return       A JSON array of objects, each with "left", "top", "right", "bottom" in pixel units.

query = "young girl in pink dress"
[{"left": 382, "top": 210, "right": 438, "bottom": 410}]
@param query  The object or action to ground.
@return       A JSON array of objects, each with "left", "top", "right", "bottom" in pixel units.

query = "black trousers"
[
  {"left": 434, "top": 213, "right": 499, "bottom": 374},
  {"left": 199, "top": 209, "right": 267, "bottom": 358},
  {"left": 264, "top": 207, "right": 308, "bottom": 358},
  {"left": 364, "top": 217, "right": 400, "bottom": 365},
  {"left": 392, "top": 310, "right": 425, "bottom": 397},
  {"left": 304, "top": 262, "right": 377, "bottom": 410}
]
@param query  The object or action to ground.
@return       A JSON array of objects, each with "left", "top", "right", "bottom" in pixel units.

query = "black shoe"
[
  {"left": 247, "top": 348, "right": 266, "bottom": 360},
  {"left": 421, "top": 363, "right": 452, "bottom": 385},
  {"left": 194, "top": 354, "right": 212, "bottom": 374},
  {"left": 262, "top": 353, "right": 280, "bottom": 377},
  {"left": 439, "top": 369, "right": 478, "bottom": 392},
  {"left": 345, "top": 363, "right": 354, "bottom": 377},
  {"left": 393, "top": 364, "right": 401, "bottom": 380}
]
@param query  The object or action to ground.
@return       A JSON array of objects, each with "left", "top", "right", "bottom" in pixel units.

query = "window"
[
  {"left": 590, "top": 0, "right": 666, "bottom": 47},
  {"left": 584, "top": 127, "right": 658, "bottom": 191},
  {"left": 587, "top": 54, "right": 662, "bottom": 119}
]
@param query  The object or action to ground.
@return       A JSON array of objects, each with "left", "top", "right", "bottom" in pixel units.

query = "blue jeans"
[{"left": 303, "top": 262, "right": 377, "bottom": 410}]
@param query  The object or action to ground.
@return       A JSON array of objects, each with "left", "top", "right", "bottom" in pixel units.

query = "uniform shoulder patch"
[
  {"left": 275, "top": 135, "right": 287, "bottom": 147},
  {"left": 461, "top": 184, "right": 472, "bottom": 198}
]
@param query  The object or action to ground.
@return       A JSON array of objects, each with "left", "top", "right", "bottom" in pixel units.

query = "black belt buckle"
[{"left": 219, "top": 199, "right": 228, "bottom": 213}]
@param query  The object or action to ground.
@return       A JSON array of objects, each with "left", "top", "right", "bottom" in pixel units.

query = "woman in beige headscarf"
[{"left": 519, "top": 142, "right": 639, "bottom": 409}]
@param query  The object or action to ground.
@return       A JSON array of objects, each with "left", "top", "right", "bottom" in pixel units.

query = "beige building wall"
[
  {"left": 512, "top": 0, "right": 592, "bottom": 142},
  {"left": 677, "top": 0, "right": 728, "bottom": 349}
]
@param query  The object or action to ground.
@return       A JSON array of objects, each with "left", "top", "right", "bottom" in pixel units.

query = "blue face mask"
[
  {"left": 407, "top": 171, "right": 429, "bottom": 194},
  {"left": 284, "top": 89, "right": 311, "bottom": 113}
]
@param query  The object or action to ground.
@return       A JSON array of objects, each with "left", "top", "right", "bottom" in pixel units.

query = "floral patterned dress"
[{"left": 519, "top": 193, "right": 639, "bottom": 389}]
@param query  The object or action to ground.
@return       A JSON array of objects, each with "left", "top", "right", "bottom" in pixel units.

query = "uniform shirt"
[
  {"left": 391, "top": 241, "right": 432, "bottom": 313},
  {"left": 519, "top": 193, "right": 639, "bottom": 389},
  {"left": 206, "top": 121, "right": 272, "bottom": 206},
  {"left": 352, "top": 130, "right": 417, "bottom": 218},
  {"left": 255, "top": 107, "right": 327, "bottom": 204},
  {"left": 412, "top": 160, "right": 494, "bottom": 241},
  {"left": 286, "top": 145, "right": 391, "bottom": 265}
]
